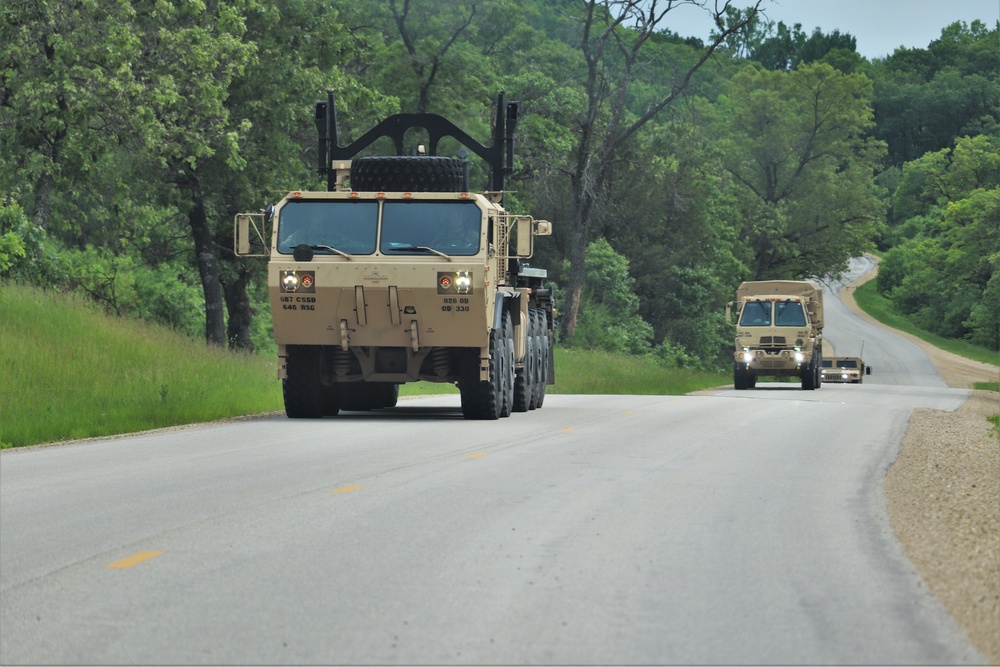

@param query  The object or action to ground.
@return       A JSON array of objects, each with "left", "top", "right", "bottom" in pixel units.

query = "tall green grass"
[
  {"left": 550, "top": 348, "right": 728, "bottom": 395},
  {"left": 852, "top": 281, "right": 999, "bottom": 368},
  {"left": 2, "top": 284, "right": 729, "bottom": 448},
  {"left": 1, "top": 284, "right": 283, "bottom": 448},
  {"left": 852, "top": 280, "right": 998, "bottom": 430}
]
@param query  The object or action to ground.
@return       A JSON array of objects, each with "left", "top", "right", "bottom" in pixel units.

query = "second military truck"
[
  {"left": 727, "top": 280, "right": 824, "bottom": 390},
  {"left": 235, "top": 93, "right": 555, "bottom": 420}
]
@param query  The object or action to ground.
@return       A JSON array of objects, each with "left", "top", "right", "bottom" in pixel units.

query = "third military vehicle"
[{"left": 821, "top": 356, "right": 872, "bottom": 383}]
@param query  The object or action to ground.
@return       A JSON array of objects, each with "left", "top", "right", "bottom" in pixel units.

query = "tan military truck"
[
  {"left": 726, "top": 280, "right": 824, "bottom": 390},
  {"left": 235, "top": 93, "right": 555, "bottom": 419},
  {"left": 821, "top": 356, "right": 872, "bottom": 383}
]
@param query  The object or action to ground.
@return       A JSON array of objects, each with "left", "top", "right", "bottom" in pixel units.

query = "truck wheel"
[
  {"left": 528, "top": 309, "right": 543, "bottom": 410},
  {"left": 535, "top": 311, "right": 549, "bottom": 408},
  {"left": 381, "top": 383, "right": 400, "bottom": 408},
  {"left": 283, "top": 345, "right": 325, "bottom": 418},
  {"left": 748, "top": 373, "right": 757, "bottom": 389},
  {"left": 513, "top": 314, "right": 535, "bottom": 413},
  {"left": 350, "top": 156, "right": 466, "bottom": 193},
  {"left": 499, "top": 311, "right": 515, "bottom": 418},
  {"left": 460, "top": 324, "right": 505, "bottom": 420},
  {"left": 801, "top": 358, "right": 817, "bottom": 390},
  {"left": 733, "top": 362, "right": 750, "bottom": 390}
]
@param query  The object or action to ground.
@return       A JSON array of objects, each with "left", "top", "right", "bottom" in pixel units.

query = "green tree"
[
  {"left": 0, "top": 0, "right": 146, "bottom": 233},
  {"left": 713, "top": 62, "right": 886, "bottom": 280},
  {"left": 878, "top": 134, "right": 1000, "bottom": 347},
  {"left": 872, "top": 20, "right": 1000, "bottom": 167},
  {"left": 545, "top": 0, "right": 765, "bottom": 340},
  {"left": 560, "top": 237, "right": 652, "bottom": 354}
]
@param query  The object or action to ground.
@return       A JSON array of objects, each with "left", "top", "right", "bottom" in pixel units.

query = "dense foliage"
[{"left": 2, "top": 0, "right": 998, "bottom": 364}]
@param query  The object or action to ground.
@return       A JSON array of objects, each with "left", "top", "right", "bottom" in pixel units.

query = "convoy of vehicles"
[
  {"left": 235, "top": 93, "right": 555, "bottom": 419},
  {"left": 726, "top": 280, "right": 825, "bottom": 390}
]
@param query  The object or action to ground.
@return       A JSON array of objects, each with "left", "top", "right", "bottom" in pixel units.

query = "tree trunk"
[
  {"left": 188, "top": 196, "right": 227, "bottom": 346},
  {"left": 223, "top": 263, "right": 255, "bottom": 352}
]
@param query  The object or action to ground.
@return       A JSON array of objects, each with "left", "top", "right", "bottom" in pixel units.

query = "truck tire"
[
  {"left": 499, "top": 311, "right": 515, "bottom": 418},
  {"left": 381, "top": 383, "right": 400, "bottom": 408},
  {"left": 460, "top": 324, "right": 505, "bottom": 420},
  {"left": 734, "top": 362, "right": 750, "bottom": 390},
  {"left": 535, "top": 310, "right": 549, "bottom": 408},
  {"left": 801, "top": 358, "right": 817, "bottom": 390},
  {"left": 350, "top": 156, "right": 466, "bottom": 193},
  {"left": 283, "top": 345, "right": 325, "bottom": 418},
  {"left": 513, "top": 310, "right": 535, "bottom": 413},
  {"left": 525, "top": 309, "right": 539, "bottom": 410}
]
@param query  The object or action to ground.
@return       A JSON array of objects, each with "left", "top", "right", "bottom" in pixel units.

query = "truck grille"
[{"left": 759, "top": 336, "right": 787, "bottom": 348}]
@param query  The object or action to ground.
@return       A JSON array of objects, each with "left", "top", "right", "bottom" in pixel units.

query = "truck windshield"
[
  {"left": 380, "top": 201, "right": 482, "bottom": 256},
  {"left": 836, "top": 360, "right": 858, "bottom": 368},
  {"left": 739, "top": 301, "right": 771, "bottom": 326},
  {"left": 276, "top": 200, "right": 378, "bottom": 255},
  {"left": 774, "top": 300, "right": 807, "bottom": 326}
]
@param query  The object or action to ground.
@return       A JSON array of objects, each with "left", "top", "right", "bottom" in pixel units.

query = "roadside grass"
[
  {"left": 548, "top": 348, "right": 728, "bottom": 395},
  {"left": 402, "top": 349, "right": 728, "bottom": 397},
  {"left": 851, "top": 279, "right": 999, "bottom": 429},
  {"left": 1, "top": 284, "right": 283, "bottom": 449},
  {"left": 852, "top": 281, "right": 999, "bottom": 368},
  {"left": 2, "top": 284, "right": 728, "bottom": 449}
]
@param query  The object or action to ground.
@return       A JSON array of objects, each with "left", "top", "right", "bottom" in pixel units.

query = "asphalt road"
[
  {"left": 0, "top": 262, "right": 985, "bottom": 665},
  {"left": 819, "top": 256, "right": 946, "bottom": 387}
]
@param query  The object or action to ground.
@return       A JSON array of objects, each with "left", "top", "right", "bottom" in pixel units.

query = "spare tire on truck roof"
[{"left": 350, "top": 155, "right": 467, "bottom": 192}]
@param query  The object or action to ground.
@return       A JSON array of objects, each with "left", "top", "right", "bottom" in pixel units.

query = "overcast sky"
[{"left": 665, "top": 0, "right": 1000, "bottom": 59}]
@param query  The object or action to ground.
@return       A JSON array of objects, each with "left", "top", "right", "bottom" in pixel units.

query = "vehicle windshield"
[
  {"left": 774, "top": 300, "right": 807, "bottom": 326},
  {"left": 836, "top": 360, "right": 858, "bottom": 368},
  {"left": 739, "top": 301, "right": 771, "bottom": 326},
  {"left": 276, "top": 200, "right": 378, "bottom": 255},
  {"left": 380, "top": 201, "right": 481, "bottom": 256}
]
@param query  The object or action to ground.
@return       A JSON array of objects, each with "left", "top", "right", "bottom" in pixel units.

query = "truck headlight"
[
  {"left": 742, "top": 349, "right": 753, "bottom": 363},
  {"left": 281, "top": 272, "right": 300, "bottom": 292},
  {"left": 438, "top": 271, "right": 473, "bottom": 295},
  {"left": 280, "top": 270, "right": 315, "bottom": 293},
  {"left": 794, "top": 351, "right": 804, "bottom": 363}
]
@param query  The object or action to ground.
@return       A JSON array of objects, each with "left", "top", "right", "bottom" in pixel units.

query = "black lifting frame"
[{"left": 314, "top": 92, "right": 519, "bottom": 197}]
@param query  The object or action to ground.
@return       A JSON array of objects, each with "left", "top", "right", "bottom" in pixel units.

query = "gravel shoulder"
[{"left": 841, "top": 260, "right": 999, "bottom": 664}]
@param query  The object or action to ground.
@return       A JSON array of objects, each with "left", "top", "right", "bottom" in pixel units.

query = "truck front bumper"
[{"left": 735, "top": 348, "right": 809, "bottom": 371}]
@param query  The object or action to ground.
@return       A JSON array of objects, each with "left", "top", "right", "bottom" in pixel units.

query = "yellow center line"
[
  {"left": 331, "top": 484, "right": 363, "bottom": 494},
  {"left": 106, "top": 551, "right": 164, "bottom": 569},
  {"left": 624, "top": 410, "right": 636, "bottom": 415},
  {"left": 559, "top": 427, "right": 574, "bottom": 433},
  {"left": 466, "top": 451, "right": 488, "bottom": 459}
]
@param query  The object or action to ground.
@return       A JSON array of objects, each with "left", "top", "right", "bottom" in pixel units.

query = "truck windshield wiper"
[
  {"left": 310, "top": 244, "right": 353, "bottom": 259},
  {"left": 385, "top": 245, "right": 452, "bottom": 260}
]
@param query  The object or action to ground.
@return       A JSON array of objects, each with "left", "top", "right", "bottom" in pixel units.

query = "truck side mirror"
[
  {"left": 866, "top": 366, "right": 872, "bottom": 375},
  {"left": 234, "top": 211, "right": 270, "bottom": 257},
  {"left": 516, "top": 217, "right": 551, "bottom": 257},
  {"left": 725, "top": 301, "right": 734, "bottom": 323}
]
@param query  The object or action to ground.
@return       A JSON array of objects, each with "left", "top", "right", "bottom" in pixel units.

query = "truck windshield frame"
[
  {"left": 739, "top": 301, "right": 771, "bottom": 326},
  {"left": 276, "top": 200, "right": 378, "bottom": 255},
  {"left": 774, "top": 300, "right": 807, "bottom": 326},
  {"left": 380, "top": 201, "right": 482, "bottom": 256}
]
